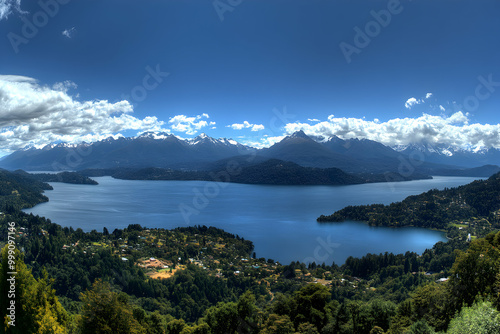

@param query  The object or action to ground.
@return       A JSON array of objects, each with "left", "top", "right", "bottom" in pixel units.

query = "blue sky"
[{"left": 0, "top": 0, "right": 499, "bottom": 154}]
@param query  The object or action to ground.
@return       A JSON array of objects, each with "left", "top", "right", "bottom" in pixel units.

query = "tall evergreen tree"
[{"left": 0, "top": 245, "right": 68, "bottom": 333}]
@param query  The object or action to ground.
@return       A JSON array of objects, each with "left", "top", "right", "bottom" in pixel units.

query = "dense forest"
[
  {"left": 318, "top": 172, "right": 500, "bottom": 231},
  {"left": 0, "top": 169, "right": 52, "bottom": 211},
  {"left": 25, "top": 171, "right": 98, "bottom": 185},
  {"left": 0, "top": 169, "right": 97, "bottom": 212},
  {"left": 0, "top": 169, "right": 499, "bottom": 333}
]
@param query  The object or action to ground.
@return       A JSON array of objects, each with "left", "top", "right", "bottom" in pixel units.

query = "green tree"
[
  {"left": 369, "top": 326, "right": 384, "bottom": 334},
  {"left": 411, "top": 283, "right": 452, "bottom": 331},
  {"left": 448, "top": 238, "right": 500, "bottom": 307},
  {"left": 204, "top": 302, "right": 239, "bottom": 334},
  {"left": 236, "top": 291, "right": 258, "bottom": 333},
  {"left": 368, "top": 299, "right": 396, "bottom": 331},
  {"left": 290, "top": 284, "right": 330, "bottom": 330},
  {"left": 187, "top": 323, "right": 210, "bottom": 334},
  {"left": 297, "top": 322, "right": 319, "bottom": 333},
  {"left": 261, "top": 314, "right": 294, "bottom": 334},
  {"left": 77, "top": 279, "right": 142, "bottom": 334},
  {"left": 347, "top": 301, "right": 362, "bottom": 334},
  {"left": 447, "top": 301, "right": 500, "bottom": 334},
  {"left": 166, "top": 319, "right": 186, "bottom": 334},
  {"left": 407, "top": 320, "right": 435, "bottom": 334},
  {"left": 0, "top": 245, "right": 68, "bottom": 334}
]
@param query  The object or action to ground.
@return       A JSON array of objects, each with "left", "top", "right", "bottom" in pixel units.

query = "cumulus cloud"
[
  {"left": 243, "top": 135, "right": 285, "bottom": 149},
  {"left": 62, "top": 27, "right": 76, "bottom": 39},
  {"left": 404, "top": 97, "right": 422, "bottom": 109},
  {"left": 168, "top": 113, "right": 213, "bottom": 135},
  {"left": 281, "top": 112, "right": 500, "bottom": 150},
  {"left": 0, "top": 0, "right": 24, "bottom": 20},
  {"left": 0, "top": 75, "right": 165, "bottom": 153},
  {"left": 227, "top": 121, "right": 265, "bottom": 132},
  {"left": 405, "top": 93, "right": 433, "bottom": 109}
]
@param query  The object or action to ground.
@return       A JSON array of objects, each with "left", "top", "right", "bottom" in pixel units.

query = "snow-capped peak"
[
  {"left": 197, "top": 133, "right": 208, "bottom": 139},
  {"left": 189, "top": 133, "right": 215, "bottom": 145},
  {"left": 137, "top": 131, "right": 173, "bottom": 140},
  {"left": 287, "top": 130, "right": 311, "bottom": 140}
]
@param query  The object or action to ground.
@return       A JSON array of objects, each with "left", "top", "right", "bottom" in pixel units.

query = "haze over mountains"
[
  {"left": 1, "top": 131, "right": 499, "bottom": 178},
  {"left": 394, "top": 142, "right": 500, "bottom": 168}
]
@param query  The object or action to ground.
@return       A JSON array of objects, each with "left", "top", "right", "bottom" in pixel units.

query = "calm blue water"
[{"left": 25, "top": 176, "right": 481, "bottom": 265}]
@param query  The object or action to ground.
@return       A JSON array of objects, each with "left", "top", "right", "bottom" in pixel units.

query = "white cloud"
[
  {"left": 405, "top": 97, "right": 422, "bottom": 109},
  {"left": 243, "top": 135, "right": 285, "bottom": 149},
  {"left": 52, "top": 80, "right": 78, "bottom": 92},
  {"left": 0, "top": 74, "right": 165, "bottom": 153},
  {"left": 251, "top": 124, "right": 265, "bottom": 131},
  {"left": 62, "top": 27, "right": 76, "bottom": 39},
  {"left": 227, "top": 121, "right": 264, "bottom": 132},
  {"left": 0, "top": 0, "right": 24, "bottom": 20},
  {"left": 168, "top": 114, "right": 212, "bottom": 135},
  {"left": 0, "top": 75, "right": 36, "bottom": 83},
  {"left": 405, "top": 93, "right": 433, "bottom": 109},
  {"left": 228, "top": 123, "right": 245, "bottom": 130},
  {"left": 308, "top": 118, "right": 320, "bottom": 122},
  {"left": 281, "top": 112, "right": 500, "bottom": 150},
  {"left": 439, "top": 105, "right": 446, "bottom": 111}
]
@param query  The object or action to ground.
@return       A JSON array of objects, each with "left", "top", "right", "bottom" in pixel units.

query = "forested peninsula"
[
  {"left": 80, "top": 158, "right": 430, "bottom": 186},
  {"left": 318, "top": 172, "right": 500, "bottom": 233}
]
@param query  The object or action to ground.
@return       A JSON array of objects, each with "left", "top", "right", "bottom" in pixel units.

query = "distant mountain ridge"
[
  {"left": 1, "top": 131, "right": 499, "bottom": 178},
  {"left": 0, "top": 132, "right": 255, "bottom": 171}
]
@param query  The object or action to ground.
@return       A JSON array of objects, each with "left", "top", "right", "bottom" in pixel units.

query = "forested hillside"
[
  {"left": 0, "top": 169, "right": 52, "bottom": 211},
  {"left": 25, "top": 171, "right": 98, "bottom": 185}
]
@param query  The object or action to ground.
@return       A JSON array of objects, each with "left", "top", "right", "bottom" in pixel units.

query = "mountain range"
[
  {"left": 1, "top": 131, "right": 499, "bottom": 178},
  {"left": 394, "top": 142, "right": 500, "bottom": 168},
  {"left": 0, "top": 132, "right": 254, "bottom": 171}
]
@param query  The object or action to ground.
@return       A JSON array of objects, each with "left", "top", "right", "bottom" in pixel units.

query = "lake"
[{"left": 25, "top": 176, "right": 481, "bottom": 265}]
